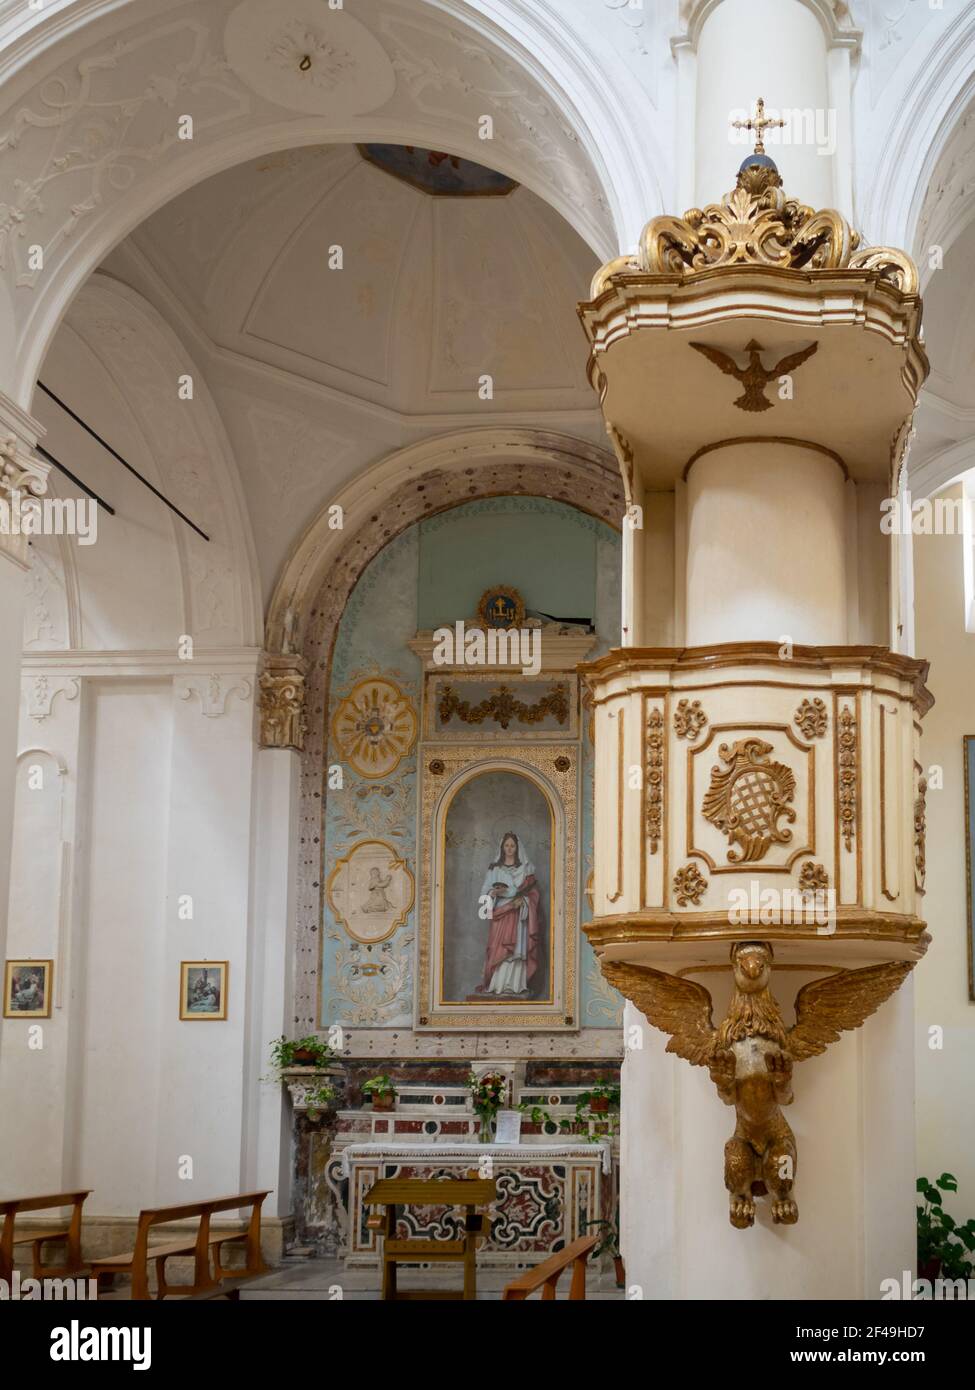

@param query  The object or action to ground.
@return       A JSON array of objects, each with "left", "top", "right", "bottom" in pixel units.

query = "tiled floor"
[{"left": 239, "top": 1255, "right": 625, "bottom": 1301}]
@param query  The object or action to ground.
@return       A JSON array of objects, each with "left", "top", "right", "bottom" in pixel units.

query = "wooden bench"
[
  {"left": 502, "top": 1234, "right": 599, "bottom": 1300},
  {"left": 0, "top": 1191, "right": 90, "bottom": 1282},
  {"left": 364, "top": 1176, "right": 496, "bottom": 1301},
  {"left": 89, "top": 1191, "right": 270, "bottom": 1300}
]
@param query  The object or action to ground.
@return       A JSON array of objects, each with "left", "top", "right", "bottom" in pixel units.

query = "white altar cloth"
[{"left": 338, "top": 1139, "right": 612, "bottom": 1177}]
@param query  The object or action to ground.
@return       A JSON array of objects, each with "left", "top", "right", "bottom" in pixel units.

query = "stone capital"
[
  {"left": 259, "top": 653, "right": 308, "bottom": 751},
  {"left": 0, "top": 394, "right": 49, "bottom": 571}
]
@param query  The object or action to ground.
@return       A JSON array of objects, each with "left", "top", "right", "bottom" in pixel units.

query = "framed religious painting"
[
  {"left": 3, "top": 959, "right": 53, "bottom": 1018},
  {"left": 179, "top": 961, "right": 229, "bottom": 1021},
  {"left": 964, "top": 737, "right": 975, "bottom": 1001},
  {"left": 416, "top": 745, "right": 579, "bottom": 1030}
]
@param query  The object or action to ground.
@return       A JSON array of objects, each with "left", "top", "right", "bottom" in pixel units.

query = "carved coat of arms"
[{"left": 702, "top": 737, "right": 797, "bottom": 863}]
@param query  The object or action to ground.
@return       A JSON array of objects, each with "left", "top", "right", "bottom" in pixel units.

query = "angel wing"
[
  {"left": 788, "top": 961, "right": 913, "bottom": 1062},
  {"left": 771, "top": 342, "right": 818, "bottom": 378},
  {"left": 689, "top": 342, "right": 742, "bottom": 379},
  {"left": 601, "top": 961, "right": 716, "bottom": 1066}
]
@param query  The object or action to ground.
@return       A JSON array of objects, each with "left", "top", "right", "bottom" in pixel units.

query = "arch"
[
  {"left": 0, "top": 0, "right": 662, "bottom": 406},
  {"left": 267, "top": 426, "right": 622, "bottom": 657},
  {"left": 858, "top": 3, "right": 975, "bottom": 266},
  {"left": 39, "top": 273, "right": 262, "bottom": 649}
]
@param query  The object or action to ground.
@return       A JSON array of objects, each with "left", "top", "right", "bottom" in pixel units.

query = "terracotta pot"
[
  {"left": 370, "top": 1092, "right": 395, "bottom": 1111},
  {"left": 589, "top": 1096, "right": 610, "bottom": 1113},
  {"left": 291, "top": 1048, "right": 318, "bottom": 1066},
  {"left": 614, "top": 1256, "right": 625, "bottom": 1288},
  {"left": 917, "top": 1257, "right": 941, "bottom": 1282}
]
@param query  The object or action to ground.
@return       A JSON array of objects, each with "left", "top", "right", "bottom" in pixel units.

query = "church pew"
[
  {"left": 501, "top": 1234, "right": 599, "bottom": 1300},
  {"left": 0, "top": 1191, "right": 91, "bottom": 1282},
  {"left": 89, "top": 1191, "right": 270, "bottom": 1300}
]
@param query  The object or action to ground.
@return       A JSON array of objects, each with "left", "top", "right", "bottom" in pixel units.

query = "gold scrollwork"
[
  {"left": 674, "top": 698, "right": 708, "bottom": 741},
  {"left": 794, "top": 698, "right": 828, "bottom": 740},
  {"left": 702, "top": 738, "right": 797, "bottom": 865},
  {"left": 798, "top": 862, "right": 829, "bottom": 896},
  {"left": 437, "top": 682, "right": 568, "bottom": 730},
  {"left": 914, "top": 766, "right": 927, "bottom": 896},
  {"left": 646, "top": 707, "right": 664, "bottom": 854},
  {"left": 837, "top": 707, "right": 858, "bottom": 852},
  {"left": 674, "top": 863, "right": 708, "bottom": 906}
]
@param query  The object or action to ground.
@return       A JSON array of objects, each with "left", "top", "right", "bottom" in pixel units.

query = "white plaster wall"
[{"left": 913, "top": 492, "right": 975, "bottom": 1219}]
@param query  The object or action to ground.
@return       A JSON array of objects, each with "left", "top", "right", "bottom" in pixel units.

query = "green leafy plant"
[
  {"left": 917, "top": 1174, "right": 975, "bottom": 1280},
  {"left": 577, "top": 1079, "right": 621, "bottom": 1109},
  {"left": 582, "top": 1213, "right": 621, "bottom": 1259},
  {"left": 267, "top": 1034, "right": 333, "bottom": 1080},
  {"left": 302, "top": 1083, "right": 336, "bottom": 1121},
  {"left": 362, "top": 1074, "right": 397, "bottom": 1099}
]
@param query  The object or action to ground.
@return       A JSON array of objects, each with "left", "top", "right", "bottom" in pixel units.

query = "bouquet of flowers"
[{"left": 469, "top": 1070, "right": 508, "bottom": 1140}]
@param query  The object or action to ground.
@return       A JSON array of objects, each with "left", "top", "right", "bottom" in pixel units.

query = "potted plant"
[
  {"left": 583, "top": 1208, "right": 625, "bottom": 1288},
  {"left": 362, "top": 1075, "right": 397, "bottom": 1111},
  {"left": 917, "top": 1174, "right": 975, "bottom": 1282},
  {"left": 580, "top": 1079, "right": 620, "bottom": 1115},
  {"left": 303, "top": 1083, "right": 336, "bottom": 1123},
  {"left": 469, "top": 1070, "right": 507, "bottom": 1143},
  {"left": 268, "top": 1034, "right": 333, "bottom": 1075}
]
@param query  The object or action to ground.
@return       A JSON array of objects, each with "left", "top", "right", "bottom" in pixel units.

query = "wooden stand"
[{"left": 363, "top": 1176, "right": 496, "bottom": 1301}]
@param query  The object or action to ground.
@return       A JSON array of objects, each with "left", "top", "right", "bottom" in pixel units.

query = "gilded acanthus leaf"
[
  {"left": 600, "top": 961, "right": 715, "bottom": 1066},
  {"left": 788, "top": 961, "right": 914, "bottom": 1062}
]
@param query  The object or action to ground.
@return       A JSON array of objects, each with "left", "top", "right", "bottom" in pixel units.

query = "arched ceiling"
[{"left": 118, "top": 142, "right": 600, "bottom": 416}]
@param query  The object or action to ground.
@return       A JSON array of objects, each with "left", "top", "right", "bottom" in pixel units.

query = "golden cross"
[{"left": 731, "top": 97, "right": 785, "bottom": 156}]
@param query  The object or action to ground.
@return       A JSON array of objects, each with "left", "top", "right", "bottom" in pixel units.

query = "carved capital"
[
  {"left": 259, "top": 654, "right": 308, "bottom": 751},
  {"left": 0, "top": 399, "right": 49, "bottom": 571}
]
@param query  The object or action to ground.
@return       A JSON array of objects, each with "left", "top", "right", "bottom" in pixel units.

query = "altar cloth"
[{"left": 338, "top": 1139, "right": 612, "bottom": 1177}]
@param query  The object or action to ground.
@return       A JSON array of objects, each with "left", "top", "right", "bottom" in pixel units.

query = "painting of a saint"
[
  {"left": 3, "top": 960, "right": 52, "bottom": 1018},
  {"left": 439, "top": 769, "right": 553, "bottom": 1005},
  {"left": 180, "top": 961, "right": 228, "bottom": 1020}
]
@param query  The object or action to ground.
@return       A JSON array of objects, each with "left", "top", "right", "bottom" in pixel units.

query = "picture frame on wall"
[
  {"left": 179, "top": 961, "right": 228, "bottom": 1020},
  {"left": 3, "top": 959, "right": 53, "bottom": 1018},
  {"left": 964, "top": 737, "right": 975, "bottom": 1002}
]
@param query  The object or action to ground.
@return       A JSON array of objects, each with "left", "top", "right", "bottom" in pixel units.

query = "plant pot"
[
  {"left": 589, "top": 1097, "right": 610, "bottom": 1113},
  {"left": 291, "top": 1049, "right": 318, "bottom": 1066},
  {"left": 370, "top": 1092, "right": 395, "bottom": 1112},
  {"left": 614, "top": 1256, "right": 625, "bottom": 1289},
  {"left": 917, "top": 1257, "right": 941, "bottom": 1282}
]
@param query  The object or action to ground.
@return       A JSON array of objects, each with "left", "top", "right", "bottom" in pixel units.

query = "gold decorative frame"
[
  {"left": 416, "top": 743, "right": 579, "bottom": 1030},
  {"left": 3, "top": 959, "right": 53, "bottom": 1018},
  {"left": 476, "top": 585, "right": 525, "bottom": 629},
  {"left": 326, "top": 839, "right": 415, "bottom": 945},
  {"left": 330, "top": 677, "right": 418, "bottom": 780},
  {"left": 179, "top": 961, "right": 229, "bottom": 1021},
  {"left": 423, "top": 670, "right": 579, "bottom": 741},
  {"left": 687, "top": 723, "right": 816, "bottom": 874}
]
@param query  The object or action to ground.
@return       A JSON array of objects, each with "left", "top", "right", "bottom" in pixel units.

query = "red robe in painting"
[{"left": 480, "top": 875, "right": 542, "bottom": 992}]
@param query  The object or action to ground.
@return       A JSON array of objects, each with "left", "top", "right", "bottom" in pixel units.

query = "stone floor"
[{"left": 239, "top": 1255, "right": 625, "bottom": 1301}]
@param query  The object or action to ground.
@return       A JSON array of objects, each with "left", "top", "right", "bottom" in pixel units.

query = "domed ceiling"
[{"left": 124, "top": 143, "right": 600, "bottom": 417}]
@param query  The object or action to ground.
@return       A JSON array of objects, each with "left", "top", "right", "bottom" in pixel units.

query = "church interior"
[{"left": 2, "top": 0, "right": 975, "bottom": 1329}]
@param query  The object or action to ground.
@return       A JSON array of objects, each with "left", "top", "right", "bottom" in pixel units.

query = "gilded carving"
[
  {"left": 837, "top": 706, "right": 857, "bottom": 852},
  {"left": 331, "top": 677, "right": 418, "bottom": 779},
  {"left": 914, "top": 768, "right": 927, "bottom": 896},
  {"left": 674, "top": 698, "right": 707, "bottom": 740},
  {"left": 591, "top": 157, "right": 918, "bottom": 297},
  {"left": 646, "top": 707, "right": 664, "bottom": 854},
  {"left": 798, "top": 862, "right": 829, "bottom": 896},
  {"left": 794, "top": 697, "right": 828, "bottom": 740},
  {"left": 690, "top": 339, "right": 818, "bottom": 413},
  {"left": 702, "top": 738, "right": 796, "bottom": 864},
  {"left": 674, "top": 863, "right": 707, "bottom": 906},
  {"left": 603, "top": 945, "right": 913, "bottom": 1227},
  {"left": 437, "top": 681, "right": 568, "bottom": 730}
]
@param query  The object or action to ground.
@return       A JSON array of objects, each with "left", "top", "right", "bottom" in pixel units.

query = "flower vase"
[{"left": 478, "top": 1112, "right": 493, "bottom": 1144}]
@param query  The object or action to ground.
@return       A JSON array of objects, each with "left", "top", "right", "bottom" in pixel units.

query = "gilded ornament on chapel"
[
  {"left": 673, "top": 863, "right": 707, "bottom": 906},
  {"left": 437, "top": 681, "right": 568, "bottom": 730},
  {"left": 798, "top": 862, "right": 829, "bottom": 896},
  {"left": 674, "top": 698, "right": 707, "bottom": 740},
  {"left": 702, "top": 737, "right": 797, "bottom": 864},
  {"left": 603, "top": 944, "right": 913, "bottom": 1228},
  {"left": 794, "top": 697, "right": 828, "bottom": 740},
  {"left": 646, "top": 707, "right": 664, "bottom": 854},
  {"left": 331, "top": 677, "right": 418, "bottom": 779},
  {"left": 837, "top": 706, "right": 858, "bottom": 852}
]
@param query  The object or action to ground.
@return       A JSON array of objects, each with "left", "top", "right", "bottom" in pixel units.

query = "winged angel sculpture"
[{"left": 604, "top": 944, "right": 912, "bottom": 1228}]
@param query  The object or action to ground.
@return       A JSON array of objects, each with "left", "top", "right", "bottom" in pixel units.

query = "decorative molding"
[
  {"left": 176, "top": 673, "right": 252, "bottom": 718},
  {"left": 26, "top": 674, "right": 79, "bottom": 723},
  {"left": 837, "top": 705, "right": 858, "bottom": 852},
  {"left": 331, "top": 677, "right": 418, "bottom": 780},
  {"left": 436, "top": 681, "right": 568, "bottom": 731},
  {"left": 259, "top": 655, "right": 307, "bottom": 751},
  {"left": 794, "top": 697, "right": 828, "bottom": 740},
  {"left": 645, "top": 706, "right": 663, "bottom": 854},
  {"left": 914, "top": 764, "right": 926, "bottom": 896},
  {"left": 674, "top": 697, "right": 707, "bottom": 741},
  {"left": 673, "top": 863, "right": 707, "bottom": 907},
  {"left": 701, "top": 737, "right": 797, "bottom": 865},
  {"left": 798, "top": 862, "right": 830, "bottom": 896}
]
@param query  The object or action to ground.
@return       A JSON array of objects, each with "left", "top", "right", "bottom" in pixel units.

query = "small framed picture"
[
  {"left": 964, "top": 738, "right": 975, "bottom": 1002},
  {"left": 4, "top": 960, "right": 53, "bottom": 1018},
  {"left": 179, "top": 961, "right": 228, "bottom": 1020}
]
